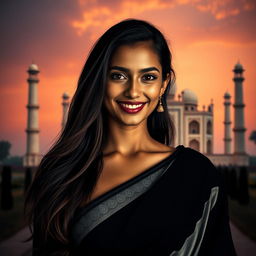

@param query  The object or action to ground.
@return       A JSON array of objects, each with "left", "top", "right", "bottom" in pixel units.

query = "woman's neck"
[{"left": 103, "top": 118, "right": 159, "bottom": 157}]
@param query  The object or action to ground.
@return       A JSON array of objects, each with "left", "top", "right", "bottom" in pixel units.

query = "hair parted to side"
[{"left": 24, "top": 18, "right": 176, "bottom": 255}]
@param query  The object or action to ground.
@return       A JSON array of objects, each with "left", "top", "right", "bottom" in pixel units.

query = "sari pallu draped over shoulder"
[{"left": 69, "top": 145, "right": 236, "bottom": 255}]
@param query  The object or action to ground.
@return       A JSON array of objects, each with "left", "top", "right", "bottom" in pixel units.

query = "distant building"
[
  {"left": 61, "top": 92, "right": 70, "bottom": 131},
  {"left": 23, "top": 64, "right": 43, "bottom": 167},
  {"left": 168, "top": 62, "right": 249, "bottom": 166},
  {"left": 167, "top": 83, "right": 214, "bottom": 154}
]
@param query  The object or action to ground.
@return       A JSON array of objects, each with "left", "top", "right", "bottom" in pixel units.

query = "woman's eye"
[
  {"left": 142, "top": 74, "right": 157, "bottom": 81},
  {"left": 110, "top": 73, "right": 126, "bottom": 80}
]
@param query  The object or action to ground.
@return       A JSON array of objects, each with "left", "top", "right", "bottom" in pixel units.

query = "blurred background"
[{"left": 0, "top": 0, "right": 255, "bottom": 255}]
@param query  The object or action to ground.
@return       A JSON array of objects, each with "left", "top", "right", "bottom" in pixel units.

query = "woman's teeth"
[{"left": 120, "top": 103, "right": 143, "bottom": 109}]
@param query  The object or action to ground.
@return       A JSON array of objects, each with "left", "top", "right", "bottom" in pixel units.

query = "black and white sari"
[{"left": 69, "top": 145, "right": 237, "bottom": 256}]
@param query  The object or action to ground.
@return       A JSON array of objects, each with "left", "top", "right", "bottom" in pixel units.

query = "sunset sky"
[{"left": 0, "top": 0, "right": 256, "bottom": 156}]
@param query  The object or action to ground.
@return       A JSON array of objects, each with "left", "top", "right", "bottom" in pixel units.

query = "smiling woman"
[
  {"left": 104, "top": 41, "right": 169, "bottom": 125},
  {"left": 24, "top": 19, "right": 237, "bottom": 256}
]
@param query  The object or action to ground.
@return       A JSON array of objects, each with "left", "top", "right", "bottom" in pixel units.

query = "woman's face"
[{"left": 104, "top": 41, "right": 169, "bottom": 126}]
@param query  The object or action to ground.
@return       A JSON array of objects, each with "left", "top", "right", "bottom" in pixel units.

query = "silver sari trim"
[
  {"left": 72, "top": 158, "right": 176, "bottom": 247},
  {"left": 169, "top": 186, "right": 219, "bottom": 256}
]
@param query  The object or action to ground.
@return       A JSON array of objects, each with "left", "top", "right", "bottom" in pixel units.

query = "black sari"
[{"left": 69, "top": 145, "right": 237, "bottom": 256}]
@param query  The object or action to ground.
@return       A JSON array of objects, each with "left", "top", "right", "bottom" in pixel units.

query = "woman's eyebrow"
[
  {"left": 139, "top": 67, "right": 160, "bottom": 73},
  {"left": 110, "top": 66, "right": 129, "bottom": 73},
  {"left": 109, "top": 66, "right": 160, "bottom": 73}
]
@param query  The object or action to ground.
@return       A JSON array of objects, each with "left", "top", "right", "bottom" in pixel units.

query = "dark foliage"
[
  {"left": 1, "top": 165, "right": 13, "bottom": 210},
  {"left": 238, "top": 166, "right": 250, "bottom": 205}
]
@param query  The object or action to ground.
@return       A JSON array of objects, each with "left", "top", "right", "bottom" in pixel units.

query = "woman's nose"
[{"left": 124, "top": 78, "right": 141, "bottom": 98}]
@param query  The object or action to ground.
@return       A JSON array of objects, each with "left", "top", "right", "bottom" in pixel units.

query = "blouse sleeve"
[{"left": 198, "top": 164, "right": 237, "bottom": 256}]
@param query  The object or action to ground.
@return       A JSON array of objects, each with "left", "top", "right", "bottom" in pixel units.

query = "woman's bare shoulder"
[{"left": 150, "top": 141, "right": 176, "bottom": 153}]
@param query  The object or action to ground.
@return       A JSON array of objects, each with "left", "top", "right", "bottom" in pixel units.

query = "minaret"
[
  {"left": 168, "top": 82, "right": 177, "bottom": 101},
  {"left": 223, "top": 91, "right": 232, "bottom": 154},
  {"left": 61, "top": 92, "right": 70, "bottom": 131},
  {"left": 23, "top": 64, "right": 41, "bottom": 167},
  {"left": 233, "top": 62, "right": 246, "bottom": 154},
  {"left": 207, "top": 99, "right": 214, "bottom": 113}
]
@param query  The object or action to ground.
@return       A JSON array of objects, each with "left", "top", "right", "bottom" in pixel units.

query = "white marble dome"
[
  {"left": 28, "top": 63, "right": 39, "bottom": 71},
  {"left": 181, "top": 89, "right": 198, "bottom": 105}
]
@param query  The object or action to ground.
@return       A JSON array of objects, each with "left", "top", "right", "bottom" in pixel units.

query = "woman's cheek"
[{"left": 146, "top": 85, "right": 161, "bottom": 101}]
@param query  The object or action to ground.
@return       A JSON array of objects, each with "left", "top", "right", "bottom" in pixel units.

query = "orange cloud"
[
  {"left": 71, "top": 0, "right": 176, "bottom": 36},
  {"left": 72, "top": 7, "right": 112, "bottom": 35},
  {"left": 196, "top": 5, "right": 240, "bottom": 20},
  {"left": 195, "top": 0, "right": 254, "bottom": 20},
  {"left": 71, "top": 0, "right": 255, "bottom": 36},
  {"left": 243, "top": 1, "right": 255, "bottom": 11}
]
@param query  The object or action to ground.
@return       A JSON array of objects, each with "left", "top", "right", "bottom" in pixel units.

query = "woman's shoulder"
[
  {"left": 179, "top": 145, "right": 216, "bottom": 169},
  {"left": 179, "top": 145, "right": 213, "bottom": 162},
  {"left": 173, "top": 145, "right": 222, "bottom": 188}
]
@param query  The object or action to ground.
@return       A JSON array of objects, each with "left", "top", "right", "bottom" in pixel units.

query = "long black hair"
[{"left": 24, "top": 18, "right": 175, "bottom": 255}]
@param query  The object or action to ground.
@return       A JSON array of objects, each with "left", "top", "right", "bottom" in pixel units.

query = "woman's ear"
[{"left": 160, "top": 73, "right": 170, "bottom": 96}]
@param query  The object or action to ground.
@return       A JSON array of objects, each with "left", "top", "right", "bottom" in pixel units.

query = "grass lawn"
[
  {"left": 0, "top": 171, "right": 28, "bottom": 242},
  {"left": 228, "top": 188, "right": 256, "bottom": 242}
]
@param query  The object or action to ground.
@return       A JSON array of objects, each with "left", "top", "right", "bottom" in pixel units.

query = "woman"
[{"left": 24, "top": 19, "right": 237, "bottom": 255}]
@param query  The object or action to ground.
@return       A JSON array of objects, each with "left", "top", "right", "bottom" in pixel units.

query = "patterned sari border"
[{"left": 71, "top": 158, "right": 176, "bottom": 247}]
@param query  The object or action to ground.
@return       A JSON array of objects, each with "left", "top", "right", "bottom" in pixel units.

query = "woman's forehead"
[{"left": 109, "top": 42, "right": 161, "bottom": 71}]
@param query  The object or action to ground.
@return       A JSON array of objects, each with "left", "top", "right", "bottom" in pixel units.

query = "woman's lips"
[{"left": 117, "top": 102, "right": 147, "bottom": 114}]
